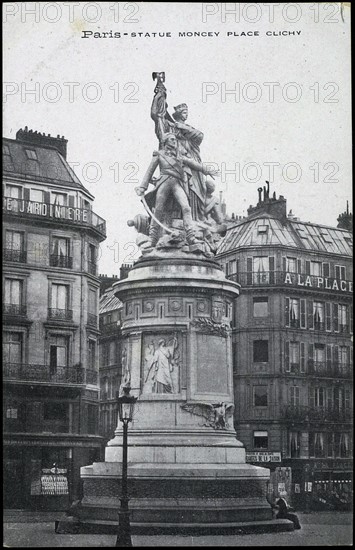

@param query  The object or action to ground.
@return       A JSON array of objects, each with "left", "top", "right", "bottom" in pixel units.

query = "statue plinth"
[{"left": 57, "top": 257, "right": 293, "bottom": 534}]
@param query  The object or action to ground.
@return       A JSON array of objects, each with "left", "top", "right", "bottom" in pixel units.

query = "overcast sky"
[{"left": 3, "top": 2, "right": 352, "bottom": 274}]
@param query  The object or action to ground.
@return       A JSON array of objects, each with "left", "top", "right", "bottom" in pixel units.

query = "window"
[
  {"left": 308, "top": 261, "right": 322, "bottom": 276},
  {"left": 253, "top": 257, "right": 270, "bottom": 284},
  {"left": 338, "top": 346, "right": 350, "bottom": 369},
  {"left": 88, "top": 405, "right": 98, "bottom": 434},
  {"left": 49, "top": 335, "right": 69, "bottom": 368},
  {"left": 108, "top": 341, "right": 116, "bottom": 365},
  {"left": 51, "top": 192, "right": 67, "bottom": 206},
  {"left": 5, "top": 230, "right": 24, "bottom": 251},
  {"left": 313, "top": 301, "right": 325, "bottom": 330},
  {"left": 253, "top": 340, "right": 268, "bottom": 363},
  {"left": 4, "top": 230, "right": 26, "bottom": 264},
  {"left": 6, "top": 407, "right": 18, "bottom": 419},
  {"left": 310, "top": 432, "right": 326, "bottom": 458},
  {"left": 51, "top": 283, "right": 69, "bottom": 311},
  {"left": 4, "top": 278, "right": 22, "bottom": 306},
  {"left": 285, "top": 257, "right": 297, "bottom": 273},
  {"left": 89, "top": 288, "right": 97, "bottom": 314},
  {"left": 314, "top": 344, "right": 325, "bottom": 368},
  {"left": 25, "top": 149, "right": 38, "bottom": 160},
  {"left": 51, "top": 237, "right": 71, "bottom": 268},
  {"left": 6, "top": 184, "right": 22, "bottom": 198},
  {"left": 289, "top": 431, "right": 300, "bottom": 458},
  {"left": 88, "top": 339, "right": 96, "bottom": 370},
  {"left": 228, "top": 259, "right": 237, "bottom": 275},
  {"left": 311, "top": 387, "right": 325, "bottom": 408},
  {"left": 253, "top": 297, "right": 269, "bottom": 318},
  {"left": 338, "top": 304, "right": 349, "bottom": 332},
  {"left": 285, "top": 297, "right": 300, "bottom": 327},
  {"left": 88, "top": 244, "right": 97, "bottom": 275},
  {"left": 289, "top": 342, "right": 300, "bottom": 369},
  {"left": 3, "top": 332, "right": 23, "bottom": 364},
  {"left": 253, "top": 430, "right": 268, "bottom": 449},
  {"left": 335, "top": 265, "right": 346, "bottom": 280},
  {"left": 31, "top": 189, "right": 44, "bottom": 202},
  {"left": 3, "top": 144, "right": 11, "bottom": 156},
  {"left": 253, "top": 386, "right": 268, "bottom": 407},
  {"left": 290, "top": 386, "right": 300, "bottom": 407}
]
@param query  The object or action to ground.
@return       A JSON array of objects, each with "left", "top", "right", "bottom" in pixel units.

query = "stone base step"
[{"left": 55, "top": 516, "right": 294, "bottom": 536}]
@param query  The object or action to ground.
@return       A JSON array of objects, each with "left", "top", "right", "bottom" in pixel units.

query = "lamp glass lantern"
[{"left": 117, "top": 385, "right": 137, "bottom": 423}]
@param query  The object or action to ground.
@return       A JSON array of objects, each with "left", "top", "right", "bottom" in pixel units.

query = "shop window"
[
  {"left": 253, "top": 430, "right": 268, "bottom": 449},
  {"left": 253, "top": 386, "right": 268, "bottom": 407},
  {"left": 253, "top": 340, "right": 268, "bottom": 363},
  {"left": 253, "top": 297, "right": 269, "bottom": 318}
]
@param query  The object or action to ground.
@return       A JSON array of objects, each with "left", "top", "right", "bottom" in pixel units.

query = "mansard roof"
[
  {"left": 218, "top": 214, "right": 353, "bottom": 257},
  {"left": 3, "top": 137, "right": 93, "bottom": 198}
]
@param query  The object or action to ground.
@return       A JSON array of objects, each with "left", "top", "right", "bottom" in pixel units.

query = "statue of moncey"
[{"left": 128, "top": 72, "right": 227, "bottom": 258}]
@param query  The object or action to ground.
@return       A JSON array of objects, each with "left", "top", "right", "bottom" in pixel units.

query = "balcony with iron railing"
[
  {"left": 281, "top": 404, "right": 353, "bottom": 423},
  {"left": 3, "top": 196, "right": 106, "bottom": 239},
  {"left": 3, "top": 248, "right": 27, "bottom": 263},
  {"left": 3, "top": 303, "right": 27, "bottom": 316},
  {"left": 3, "top": 363, "right": 99, "bottom": 386},
  {"left": 285, "top": 361, "right": 352, "bottom": 379},
  {"left": 48, "top": 308, "right": 73, "bottom": 321},
  {"left": 3, "top": 363, "right": 85, "bottom": 384},
  {"left": 227, "top": 271, "right": 353, "bottom": 294},
  {"left": 49, "top": 254, "right": 73, "bottom": 268}
]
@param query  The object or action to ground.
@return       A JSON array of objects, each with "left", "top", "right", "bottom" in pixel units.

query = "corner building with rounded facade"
[
  {"left": 3, "top": 128, "right": 106, "bottom": 510},
  {"left": 216, "top": 190, "right": 353, "bottom": 510}
]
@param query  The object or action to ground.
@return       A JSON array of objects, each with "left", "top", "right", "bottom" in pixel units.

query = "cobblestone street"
[{"left": 3, "top": 511, "right": 353, "bottom": 547}]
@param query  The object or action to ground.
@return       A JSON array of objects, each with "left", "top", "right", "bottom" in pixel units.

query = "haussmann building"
[
  {"left": 216, "top": 186, "right": 353, "bottom": 511},
  {"left": 3, "top": 127, "right": 106, "bottom": 510}
]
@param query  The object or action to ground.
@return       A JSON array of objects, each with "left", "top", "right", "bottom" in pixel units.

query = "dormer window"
[
  {"left": 3, "top": 144, "right": 10, "bottom": 156},
  {"left": 257, "top": 225, "right": 268, "bottom": 234},
  {"left": 25, "top": 149, "right": 38, "bottom": 160}
]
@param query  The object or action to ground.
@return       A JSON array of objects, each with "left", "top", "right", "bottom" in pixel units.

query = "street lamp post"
[{"left": 115, "top": 384, "right": 137, "bottom": 547}]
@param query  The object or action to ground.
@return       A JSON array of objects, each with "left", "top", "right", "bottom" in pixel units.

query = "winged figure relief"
[{"left": 181, "top": 402, "right": 234, "bottom": 430}]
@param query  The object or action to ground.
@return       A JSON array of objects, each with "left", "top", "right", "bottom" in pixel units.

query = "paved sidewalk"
[{"left": 3, "top": 511, "right": 353, "bottom": 547}]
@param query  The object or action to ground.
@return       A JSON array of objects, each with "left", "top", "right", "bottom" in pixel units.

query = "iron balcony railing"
[
  {"left": 4, "top": 363, "right": 99, "bottom": 385},
  {"left": 49, "top": 254, "right": 73, "bottom": 268},
  {"left": 48, "top": 308, "right": 73, "bottom": 321},
  {"left": 3, "top": 303, "right": 27, "bottom": 316},
  {"left": 281, "top": 405, "right": 352, "bottom": 423},
  {"left": 3, "top": 363, "right": 85, "bottom": 384},
  {"left": 3, "top": 248, "right": 27, "bottom": 263},
  {"left": 227, "top": 271, "right": 353, "bottom": 294},
  {"left": 3, "top": 196, "right": 106, "bottom": 239},
  {"left": 285, "top": 361, "right": 352, "bottom": 379},
  {"left": 285, "top": 360, "right": 352, "bottom": 378}
]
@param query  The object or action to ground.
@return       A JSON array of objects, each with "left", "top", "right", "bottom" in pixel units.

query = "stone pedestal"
[{"left": 57, "top": 257, "right": 293, "bottom": 534}]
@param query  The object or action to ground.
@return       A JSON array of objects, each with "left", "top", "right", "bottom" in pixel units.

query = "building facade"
[
  {"left": 217, "top": 188, "right": 353, "bottom": 510},
  {"left": 98, "top": 281, "right": 122, "bottom": 443},
  {"left": 3, "top": 127, "right": 106, "bottom": 510}
]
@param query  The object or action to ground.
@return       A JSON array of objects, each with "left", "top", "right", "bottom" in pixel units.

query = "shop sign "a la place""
[{"left": 284, "top": 272, "right": 353, "bottom": 293}]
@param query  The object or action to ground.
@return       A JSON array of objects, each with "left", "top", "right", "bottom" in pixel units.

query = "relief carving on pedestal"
[
  {"left": 142, "top": 333, "right": 181, "bottom": 394},
  {"left": 190, "top": 317, "right": 230, "bottom": 337},
  {"left": 181, "top": 402, "right": 234, "bottom": 430}
]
